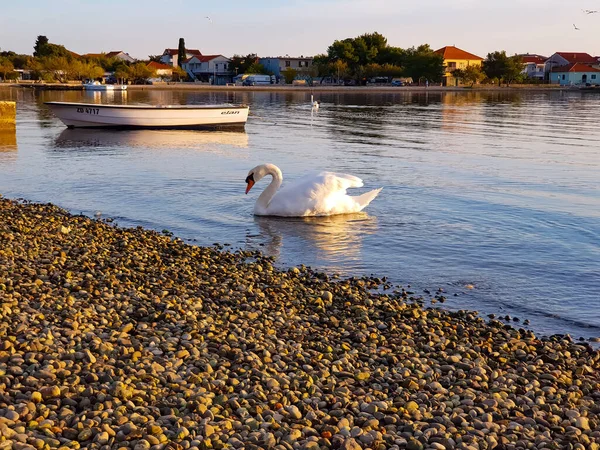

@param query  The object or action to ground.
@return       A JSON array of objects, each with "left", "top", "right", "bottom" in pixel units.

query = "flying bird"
[
  {"left": 583, "top": 9, "right": 598, "bottom": 14},
  {"left": 205, "top": 16, "right": 213, "bottom": 23},
  {"left": 573, "top": 23, "right": 581, "bottom": 30}
]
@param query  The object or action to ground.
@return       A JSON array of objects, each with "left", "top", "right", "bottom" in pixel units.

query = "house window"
[
  {"left": 298, "top": 61, "right": 303, "bottom": 67},
  {"left": 592, "top": 74, "right": 597, "bottom": 79},
  {"left": 562, "top": 74, "right": 565, "bottom": 80},
  {"left": 224, "top": 63, "right": 228, "bottom": 70},
  {"left": 285, "top": 60, "right": 290, "bottom": 67}
]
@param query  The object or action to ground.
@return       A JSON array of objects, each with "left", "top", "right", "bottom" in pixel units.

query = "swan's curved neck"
[{"left": 255, "top": 165, "right": 283, "bottom": 214}]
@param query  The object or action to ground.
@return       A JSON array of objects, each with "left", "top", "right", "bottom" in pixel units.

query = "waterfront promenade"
[{"left": 1, "top": 82, "right": 568, "bottom": 93}]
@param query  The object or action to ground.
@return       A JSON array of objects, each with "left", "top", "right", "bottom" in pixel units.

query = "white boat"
[
  {"left": 83, "top": 82, "right": 127, "bottom": 91},
  {"left": 45, "top": 102, "right": 250, "bottom": 129}
]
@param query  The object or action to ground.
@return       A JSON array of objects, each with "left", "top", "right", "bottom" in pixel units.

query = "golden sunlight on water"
[
  {"left": 53, "top": 129, "right": 249, "bottom": 150},
  {"left": 0, "top": 127, "right": 17, "bottom": 151}
]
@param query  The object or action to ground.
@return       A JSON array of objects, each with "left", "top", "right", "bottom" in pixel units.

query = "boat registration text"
[{"left": 76, "top": 107, "right": 100, "bottom": 115}]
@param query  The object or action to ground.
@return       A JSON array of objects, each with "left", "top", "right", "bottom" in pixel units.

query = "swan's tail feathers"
[{"left": 355, "top": 187, "right": 382, "bottom": 210}]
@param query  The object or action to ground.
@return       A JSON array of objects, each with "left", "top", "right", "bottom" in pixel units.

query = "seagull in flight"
[
  {"left": 583, "top": 9, "right": 598, "bottom": 14},
  {"left": 205, "top": 16, "right": 213, "bottom": 23},
  {"left": 573, "top": 23, "right": 581, "bottom": 30}
]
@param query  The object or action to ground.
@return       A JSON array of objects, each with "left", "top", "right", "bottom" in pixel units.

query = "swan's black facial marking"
[{"left": 245, "top": 173, "right": 255, "bottom": 183}]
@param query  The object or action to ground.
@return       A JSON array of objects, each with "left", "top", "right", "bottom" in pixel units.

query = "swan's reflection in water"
[
  {"left": 53, "top": 128, "right": 249, "bottom": 150},
  {"left": 250, "top": 213, "right": 378, "bottom": 271}
]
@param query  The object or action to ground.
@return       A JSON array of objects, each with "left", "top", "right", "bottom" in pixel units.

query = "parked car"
[
  {"left": 370, "top": 76, "right": 389, "bottom": 84},
  {"left": 391, "top": 79, "right": 404, "bottom": 86}
]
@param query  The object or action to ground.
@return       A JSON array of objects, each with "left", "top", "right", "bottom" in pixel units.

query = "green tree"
[
  {"left": 229, "top": 54, "right": 258, "bottom": 74},
  {"left": 33, "top": 35, "right": 49, "bottom": 57},
  {"left": 331, "top": 59, "right": 348, "bottom": 81},
  {"left": 41, "top": 56, "right": 73, "bottom": 82},
  {"left": 148, "top": 54, "right": 162, "bottom": 63},
  {"left": 505, "top": 55, "right": 524, "bottom": 85},
  {"left": 171, "top": 66, "right": 187, "bottom": 82},
  {"left": 0, "top": 57, "right": 15, "bottom": 81},
  {"left": 282, "top": 67, "right": 297, "bottom": 84},
  {"left": 177, "top": 38, "right": 186, "bottom": 68},
  {"left": 402, "top": 45, "right": 444, "bottom": 83},
  {"left": 327, "top": 39, "right": 359, "bottom": 66},
  {"left": 114, "top": 65, "right": 130, "bottom": 84},
  {"left": 482, "top": 51, "right": 523, "bottom": 86},
  {"left": 246, "top": 62, "right": 269, "bottom": 75},
  {"left": 25, "top": 58, "right": 43, "bottom": 80},
  {"left": 452, "top": 65, "right": 484, "bottom": 87},
  {"left": 319, "top": 33, "right": 440, "bottom": 83},
  {"left": 378, "top": 46, "right": 404, "bottom": 66},
  {"left": 129, "top": 63, "right": 155, "bottom": 84}
]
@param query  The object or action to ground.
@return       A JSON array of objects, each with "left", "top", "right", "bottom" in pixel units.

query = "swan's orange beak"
[{"left": 245, "top": 173, "right": 255, "bottom": 194}]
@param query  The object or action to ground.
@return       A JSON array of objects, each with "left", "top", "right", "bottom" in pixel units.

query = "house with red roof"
[
  {"left": 181, "top": 54, "right": 232, "bottom": 84},
  {"left": 82, "top": 51, "right": 135, "bottom": 63},
  {"left": 147, "top": 61, "right": 173, "bottom": 77},
  {"left": 434, "top": 46, "right": 483, "bottom": 86},
  {"left": 518, "top": 54, "right": 547, "bottom": 80},
  {"left": 549, "top": 63, "right": 600, "bottom": 86},
  {"left": 160, "top": 48, "right": 202, "bottom": 67},
  {"left": 545, "top": 52, "right": 598, "bottom": 72}
]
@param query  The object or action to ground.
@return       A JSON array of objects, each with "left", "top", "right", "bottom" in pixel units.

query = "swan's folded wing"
[
  {"left": 268, "top": 172, "right": 367, "bottom": 216},
  {"left": 278, "top": 172, "right": 363, "bottom": 198},
  {"left": 320, "top": 172, "right": 364, "bottom": 190}
]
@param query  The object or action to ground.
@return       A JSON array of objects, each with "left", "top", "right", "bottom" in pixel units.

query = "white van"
[{"left": 243, "top": 75, "right": 273, "bottom": 86}]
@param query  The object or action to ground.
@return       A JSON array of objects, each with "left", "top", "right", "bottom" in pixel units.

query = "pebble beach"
[{"left": 0, "top": 197, "right": 599, "bottom": 450}]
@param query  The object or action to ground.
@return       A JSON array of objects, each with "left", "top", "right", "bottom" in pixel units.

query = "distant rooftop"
[
  {"left": 552, "top": 52, "right": 597, "bottom": 64},
  {"left": 147, "top": 61, "right": 173, "bottom": 70},
  {"left": 435, "top": 46, "right": 483, "bottom": 61},
  {"left": 519, "top": 54, "right": 547, "bottom": 64},
  {"left": 552, "top": 62, "right": 600, "bottom": 73},
  {"left": 163, "top": 48, "right": 202, "bottom": 56},
  {"left": 183, "top": 54, "right": 225, "bottom": 63}
]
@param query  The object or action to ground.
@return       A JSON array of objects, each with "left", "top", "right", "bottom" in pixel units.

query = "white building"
[
  {"left": 518, "top": 54, "right": 546, "bottom": 80},
  {"left": 182, "top": 55, "right": 232, "bottom": 84},
  {"left": 160, "top": 48, "right": 202, "bottom": 67},
  {"left": 258, "top": 56, "right": 314, "bottom": 77}
]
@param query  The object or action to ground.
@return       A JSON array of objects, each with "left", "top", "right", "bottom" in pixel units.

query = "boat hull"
[{"left": 45, "top": 102, "right": 249, "bottom": 129}]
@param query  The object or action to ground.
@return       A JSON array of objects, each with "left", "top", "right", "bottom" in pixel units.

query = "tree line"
[
  {"left": 0, "top": 35, "right": 162, "bottom": 84},
  {"left": 0, "top": 33, "right": 536, "bottom": 86}
]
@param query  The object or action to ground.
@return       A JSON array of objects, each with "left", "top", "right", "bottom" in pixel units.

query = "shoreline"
[
  {"left": 1, "top": 82, "right": 576, "bottom": 93},
  {"left": 1, "top": 196, "right": 599, "bottom": 450}
]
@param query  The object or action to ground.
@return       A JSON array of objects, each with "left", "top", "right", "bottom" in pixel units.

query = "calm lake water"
[{"left": 1, "top": 87, "right": 599, "bottom": 341}]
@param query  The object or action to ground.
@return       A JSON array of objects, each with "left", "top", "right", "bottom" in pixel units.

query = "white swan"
[{"left": 245, "top": 163, "right": 382, "bottom": 217}]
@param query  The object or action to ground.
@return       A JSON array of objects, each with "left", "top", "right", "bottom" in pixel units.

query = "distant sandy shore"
[{"left": 1, "top": 82, "right": 572, "bottom": 93}]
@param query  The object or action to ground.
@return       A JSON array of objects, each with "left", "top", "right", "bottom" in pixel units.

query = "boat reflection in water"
[
  {"left": 54, "top": 128, "right": 249, "bottom": 150},
  {"left": 251, "top": 213, "right": 378, "bottom": 271}
]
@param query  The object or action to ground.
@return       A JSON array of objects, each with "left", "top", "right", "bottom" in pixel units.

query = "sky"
[{"left": 1, "top": 0, "right": 599, "bottom": 59}]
